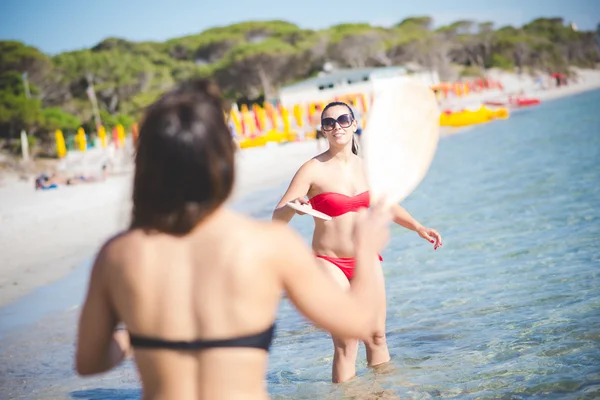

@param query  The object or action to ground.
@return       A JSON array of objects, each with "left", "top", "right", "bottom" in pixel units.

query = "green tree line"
[{"left": 0, "top": 17, "right": 598, "bottom": 144}]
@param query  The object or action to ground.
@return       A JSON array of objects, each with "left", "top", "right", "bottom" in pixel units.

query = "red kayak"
[
  {"left": 513, "top": 98, "right": 540, "bottom": 106},
  {"left": 509, "top": 96, "right": 541, "bottom": 107}
]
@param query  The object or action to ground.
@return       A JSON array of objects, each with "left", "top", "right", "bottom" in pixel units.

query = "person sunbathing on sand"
[{"left": 35, "top": 165, "right": 109, "bottom": 190}]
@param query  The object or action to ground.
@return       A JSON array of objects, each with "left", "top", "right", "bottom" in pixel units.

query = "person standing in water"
[
  {"left": 272, "top": 101, "right": 443, "bottom": 383},
  {"left": 75, "top": 80, "right": 392, "bottom": 399}
]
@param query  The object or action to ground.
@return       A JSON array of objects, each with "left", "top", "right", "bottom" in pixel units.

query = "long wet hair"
[
  {"left": 130, "top": 79, "right": 235, "bottom": 235},
  {"left": 321, "top": 101, "right": 359, "bottom": 155}
]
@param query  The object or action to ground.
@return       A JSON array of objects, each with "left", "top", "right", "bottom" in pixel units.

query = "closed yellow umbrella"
[
  {"left": 98, "top": 125, "right": 107, "bottom": 148},
  {"left": 76, "top": 127, "right": 87, "bottom": 152},
  {"left": 281, "top": 106, "right": 291, "bottom": 134},
  {"left": 359, "top": 93, "right": 368, "bottom": 113},
  {"left": 257, "top": 106, "right": 268, "bottom": 132},
  {"left": 116, "top": 124, "right": 126, "bottom": 147},
  {"left": 293, "top": 104, "right": 303, "bottom": 127},
  {"left": 229, "top": 109, "right": 242, "bottom": 135},
  {"left": 55, "top": 130, "right": 67, "bottom": 158}
]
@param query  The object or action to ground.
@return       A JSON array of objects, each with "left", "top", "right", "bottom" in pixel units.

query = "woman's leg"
[
  {"left": 362, "top": 259, "right": 390, "bottom": 367},
  {"left": 315, "top": 258, "right": 359, "bottom": 383}
]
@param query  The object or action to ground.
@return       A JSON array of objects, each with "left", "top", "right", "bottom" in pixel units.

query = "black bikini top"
[{"left": 128, "top": 324, "right": 275, "bottom": 351}]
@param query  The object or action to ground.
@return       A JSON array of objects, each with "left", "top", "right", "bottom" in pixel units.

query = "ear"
[{"left": 351, "top": 119, "right": 358, "bottom": 132}]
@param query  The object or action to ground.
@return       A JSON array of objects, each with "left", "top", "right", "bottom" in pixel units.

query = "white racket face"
[
  {"left": 286, "top": 202, "right": 332, "bottom": 221},
  {"left": 362, "top": 79, "right": 440, "bottom": 205}
]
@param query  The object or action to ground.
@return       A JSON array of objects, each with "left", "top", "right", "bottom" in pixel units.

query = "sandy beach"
[
  {"left": 1, "top": 69, "right": 600, "bottom": 308},
  {"left": 0, "top": 140, "right": 322, "bottom": 307}
]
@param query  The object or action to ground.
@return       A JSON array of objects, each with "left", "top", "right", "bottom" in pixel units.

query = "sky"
[{"left": 1, "top": 0, "right": 598, "bottom": 54}]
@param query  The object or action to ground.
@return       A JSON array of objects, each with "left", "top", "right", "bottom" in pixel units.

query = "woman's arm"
[
  {"left": 272, "top": 160, "right": 314, "bottom": 223},
  {"left": 75, "top": 243, "right": 131, "bottom": 376},
  {"left": 392, "top": 204, "right": 443, "bottom": 250},
  {"left": 391, "top": 203, "right": 423, "bottom": 231}
]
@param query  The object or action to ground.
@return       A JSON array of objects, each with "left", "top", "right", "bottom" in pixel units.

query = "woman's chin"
[{"left": 331, "top": 136, "right": 348, "bottom": 145}]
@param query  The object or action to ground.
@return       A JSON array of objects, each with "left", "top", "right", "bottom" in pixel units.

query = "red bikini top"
[{"left": 309, "top": 191, "right": 370, "bottom": 217}]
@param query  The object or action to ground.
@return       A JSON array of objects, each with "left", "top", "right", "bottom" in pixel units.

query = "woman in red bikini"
[{"left": 272, "top": 101, "right": 443, "bottom": 383}]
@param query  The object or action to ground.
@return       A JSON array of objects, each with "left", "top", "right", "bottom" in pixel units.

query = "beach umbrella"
[
  {"left": 281, "top": 106, "right": 291, "bottom": 135},
  {"left": 293, "top": 104, "right": 304, "bottom": 127},
  {"left": 76, "top": 127, "right": 87, "bottom": 152},
  {"left": 55, "top": 130, "right": 67, "bottom": 158},
  {"left": 98, "top": 125, "right": 107, "bottom": 148},
  {"left": 116, "top": 124, "right": 126, "bottom": 148}
]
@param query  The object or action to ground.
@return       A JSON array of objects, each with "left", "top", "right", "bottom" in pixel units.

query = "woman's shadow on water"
[{"left": 70, "top": 388, "right": 141, "bottom": 400}]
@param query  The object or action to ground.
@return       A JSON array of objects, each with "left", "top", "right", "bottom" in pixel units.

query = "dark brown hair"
[
  {"left": 130, "top": 79, "right": 235, "bottom": 234},
  {"left": 321, "top": 101, "right": 359, "bottom": 155}
]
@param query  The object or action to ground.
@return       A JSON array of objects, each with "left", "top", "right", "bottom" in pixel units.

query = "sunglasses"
[{"left": 321, "top": 114, "right": 353, "bottom": 131}]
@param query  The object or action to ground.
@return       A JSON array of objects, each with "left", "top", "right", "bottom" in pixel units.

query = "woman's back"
[{"left": 105, "top": 209, "right": 282, "bottom": 399}]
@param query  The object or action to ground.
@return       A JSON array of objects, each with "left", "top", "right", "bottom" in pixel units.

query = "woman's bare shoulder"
[
  {"left": 91, "top": 229, "right": 148, "bottom": 271},
  {"left": 298, "top": 156, "right": 323, "bottom": 173},
  {"left": 230, "top": 213, "right": 305, "bottom": 254},
  {"left": 313, "top": 151, "right": 332, "bottom": 164},
  {"left": 263, "top": 221, "right": 309, "bottom": 260}
]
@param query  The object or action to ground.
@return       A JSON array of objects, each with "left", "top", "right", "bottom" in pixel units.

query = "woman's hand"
[
  {"left": 417, "top": 226, "right": 443, "bottom": 250},
  {"left": 289, "top": 197, "right": 312, "bottom": 216}
]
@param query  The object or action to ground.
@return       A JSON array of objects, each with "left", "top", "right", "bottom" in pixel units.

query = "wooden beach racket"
[
  {"left": 286, "top": 201, "right": 332, "bottom": 221},
  {"left": 362, "top": 80, "right": 440, "bottom": 206}
]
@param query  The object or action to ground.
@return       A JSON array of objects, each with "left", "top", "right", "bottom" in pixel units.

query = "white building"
[{"left": 278, "top": 66, "right": 440, "bottom": 107}]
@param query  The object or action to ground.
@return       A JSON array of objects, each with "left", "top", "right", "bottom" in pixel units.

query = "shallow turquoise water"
[
  {"left": 1, "top": 90, "right": 599, "bottom": 399},
  {"left": 266, "top": 90, "right": 600, "bottom": 399}
]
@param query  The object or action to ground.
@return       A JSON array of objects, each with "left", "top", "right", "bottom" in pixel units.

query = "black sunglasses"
[{"left": 321, "top": 114, "right": 353, "bottom": 131}]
